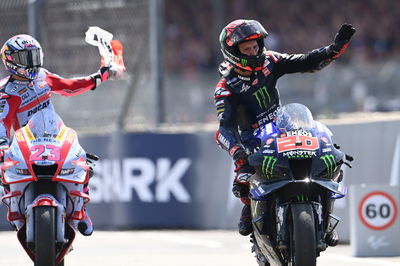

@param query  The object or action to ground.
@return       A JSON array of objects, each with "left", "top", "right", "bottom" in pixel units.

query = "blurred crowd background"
[
  {"left": 0, "top": 0, "right": 399, "bottom": 132},
  {"left": 165, "top": 0, "right": 400, "bottom": 73}
]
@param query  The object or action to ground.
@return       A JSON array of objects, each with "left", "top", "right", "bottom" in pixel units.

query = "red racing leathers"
[{"left": 0, "top": 67, "right": 108, "bottom": 138}]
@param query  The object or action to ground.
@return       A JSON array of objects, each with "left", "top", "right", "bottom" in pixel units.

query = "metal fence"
[{"left": 0, "top": 0, "right": 152, "bottom": 132}]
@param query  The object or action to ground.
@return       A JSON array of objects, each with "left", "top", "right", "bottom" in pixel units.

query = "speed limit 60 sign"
[
  {"left": 350, "top": 185, "right": 400, "bottom": 257},
  {"left": 358, "top": 191, "right": 398, "bottom": 230}
]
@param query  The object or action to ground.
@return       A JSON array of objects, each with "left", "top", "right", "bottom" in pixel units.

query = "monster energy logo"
[
  {"left": 262, "top": 156, "right": 277, "bottom": 178},
  {"left": 296, "top": 194, "right": 308, "bottom": 202},
  {"left": 253, "top": 86, "right": 271, "bottom": 109},
  {"left": 321, "top": 154, "right": 336, "bottom": 175},
  {"left": 241, "top": 58, "right": 248, "bottom": 67}
]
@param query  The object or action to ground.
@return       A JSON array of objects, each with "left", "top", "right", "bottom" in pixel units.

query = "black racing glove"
[
  {"left": 232, "top": 163, "right": 255, "bottom": 198},
  {"left": 90, "top": 66, "right": 111, "bottom": 90},
  {"left": 229, "top": 145, "right": 255, "bottom": 198},
  {"left": 328, "top": 23, "right": 356, "bottom": 59}
]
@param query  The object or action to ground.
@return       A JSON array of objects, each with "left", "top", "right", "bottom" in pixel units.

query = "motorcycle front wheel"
[
  {"left": 289, "top": 203, "right": 316, "bottom": 266},
  {"left": 34, "top": 206, "right": 57, "bottom": 266}
]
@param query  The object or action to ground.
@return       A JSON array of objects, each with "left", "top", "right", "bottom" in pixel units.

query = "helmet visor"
[
  {"left": 10, "top": 48, "right": 41, "bottom": 67},
  {"left": 227, "top": 21, "right": 267, "bottom": 46}
]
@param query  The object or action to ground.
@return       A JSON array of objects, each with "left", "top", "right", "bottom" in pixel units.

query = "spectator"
[{"left": 165, "top": 0, "right": 400, "bottom": 74}]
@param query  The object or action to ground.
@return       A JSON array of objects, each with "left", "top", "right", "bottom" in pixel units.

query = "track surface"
[{"left": 0, "top": 230, "right": 399, "bottom": 266}]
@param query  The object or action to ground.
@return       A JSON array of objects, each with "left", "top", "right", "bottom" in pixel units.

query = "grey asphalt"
[{"left": 0, "top": 230, "right": 399, "bottom": 266}]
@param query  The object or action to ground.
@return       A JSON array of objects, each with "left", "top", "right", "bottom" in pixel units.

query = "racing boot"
[
  {"left": 78, "top": 211, "right": 93, "bottom": 236},
  {"left": 238, "top": 203, "right": 253, "bottom": 236},
  {"left": 76, "top": 183, "right": 93, "bottom": 236}
]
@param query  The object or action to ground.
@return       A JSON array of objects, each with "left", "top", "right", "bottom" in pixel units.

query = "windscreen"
[
  {"left": 26, "top": 109, "right": 64, "bottom": 138},
  {"left": 275, "top": 103, "right": 314, "bottom": 131}
]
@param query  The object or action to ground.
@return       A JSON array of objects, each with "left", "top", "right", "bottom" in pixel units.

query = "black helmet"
[{"left": 219, "top": 19, "right": 268, "bottom": 72}]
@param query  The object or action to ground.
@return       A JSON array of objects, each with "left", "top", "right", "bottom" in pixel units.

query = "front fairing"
[
  {"left": 249, "top": 105, "right": 347, "bottom": 264},
  {"left": 1, "top": 110, "right": 88, "bottom": 185},
  {"left": 0, "top": 110, "right": 91, "bottom": 264},
  {"left": 249, "top": 121, "right": 345, "bottom": 199}
]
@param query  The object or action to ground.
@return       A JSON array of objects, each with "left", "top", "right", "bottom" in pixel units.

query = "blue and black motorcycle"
[{"left": 248, "top": 103, "right": 352, "bottom": 266}]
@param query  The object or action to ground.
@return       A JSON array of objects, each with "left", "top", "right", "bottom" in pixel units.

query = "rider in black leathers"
[{"left": 214, "top": 19, "right": 355, "bottom": 243}]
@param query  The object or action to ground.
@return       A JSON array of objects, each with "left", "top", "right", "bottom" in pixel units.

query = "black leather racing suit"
[{"left": 215, "top": 47, "right": 335, "bottom": 152}]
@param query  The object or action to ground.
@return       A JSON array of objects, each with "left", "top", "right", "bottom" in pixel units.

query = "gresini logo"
[
  {"left": 262, "top": 156, "right": 277, "bottom": 178},
  {"left": 253, "top": 86, "right": 270, "bottom": 109},
  {"left": 90, "top": 158, "right": 192, "bottom": 203},
  {"left": 321, "top": 154, "right": 336, "bottom": 175}
]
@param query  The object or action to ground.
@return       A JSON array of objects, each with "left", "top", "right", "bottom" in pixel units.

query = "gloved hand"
[
  {"left": 232, "top": 165, "right": 255, "bottom": 198},
  {"left": 328, "top": 23, "right": 356, "bottom": 59},
  {"left": 90, "top": 40, "right": 126, "bottom": 90},
  {"left": 107, "top": 40, "right": 126, "bottom": 79},
  {"left": 90, "top": 66, "right": 111, "bottom": 90},
  {"left": 229, "top": 145, "right": 255, "bottom": 198}
]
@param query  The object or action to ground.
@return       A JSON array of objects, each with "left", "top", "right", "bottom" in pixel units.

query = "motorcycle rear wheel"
[
  {"left": 34, "top": 206, "right": 56, "bottom": 266},
  {"left": 289, "top": 203, "right": 316, "bottom": 266}
]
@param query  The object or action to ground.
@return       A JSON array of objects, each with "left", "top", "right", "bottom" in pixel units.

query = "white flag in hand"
[{"left": 85, "top": 26, "right": 126, "bottom": 78}]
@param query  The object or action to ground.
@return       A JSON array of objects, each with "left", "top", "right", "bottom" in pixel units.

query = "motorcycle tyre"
[
  {"left": 289, "top": 203, "right": 316, "bottom": 266},
  {"left": 34, "top": 206, "right": 56, "bottom": 266}
]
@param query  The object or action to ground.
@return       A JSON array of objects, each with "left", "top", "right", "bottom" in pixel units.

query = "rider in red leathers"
[
  {"left": 0, "top": 34, "right": 113, "bottom": 138},
  {"left": 0, "top": 34, "right": 121, "bottom": 236},
  {"left": 214, "top": 20, "right": 355, "bottom": 244}
]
